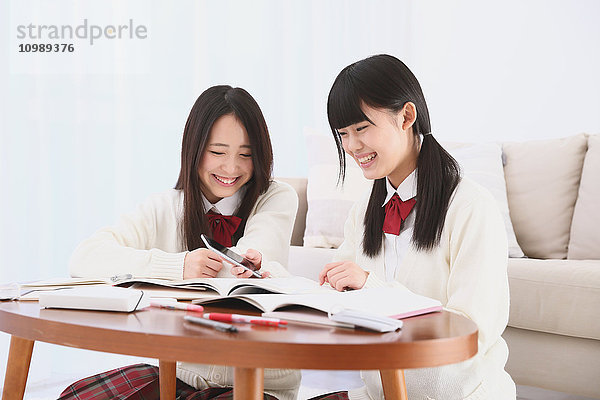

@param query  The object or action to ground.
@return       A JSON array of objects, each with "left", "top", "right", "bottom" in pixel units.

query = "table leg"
[
  {"left": 380, "top": 369, "right": 408, "bottom": 400},
  {"left": 234, "top": 367, "right": 263, "bottom": 400},
  {"left": 159, "top": 360, "right": 176, "bottom": 400},
  {"left": 2, "top": 336, "right": 34, "bottom": 400}
]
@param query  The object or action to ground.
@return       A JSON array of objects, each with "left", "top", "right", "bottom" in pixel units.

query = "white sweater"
[
  {"left": 69, "top": 180, "right": 298, "bottom": 279},
  {"left": 69, "top": 180, "right": 301, "bottom": 400},
  {"left": 337, "top": 178, "right": 516, "bottom": 400}
]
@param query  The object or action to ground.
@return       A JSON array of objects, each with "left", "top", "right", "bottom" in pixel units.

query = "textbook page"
[
  {"left": 19, "top": 276, "right": 324, "bottom": 301},
  {"left": 195, "top": 286, "right": 442, "bottom": 319},
  {"left": 117, "top": 276, "right": 324, "bottom": 298}
]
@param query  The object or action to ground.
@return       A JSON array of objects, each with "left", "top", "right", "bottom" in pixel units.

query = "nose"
[
  {"left": 220, "top": 155, "right": 238, "bottom": 175},
  {"left": 346, "top": 132, "right": 362, "bottom": 154}
]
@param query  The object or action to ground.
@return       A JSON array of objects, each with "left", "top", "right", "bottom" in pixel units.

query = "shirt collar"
[
  {"left": 201, "top": 187, "right": 245, "bottom": 216},
  {"left": 382, "top": 169, "right": 418, "bottom": 207}
]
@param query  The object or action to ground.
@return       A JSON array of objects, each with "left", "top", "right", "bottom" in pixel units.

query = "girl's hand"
[
  {"left": 318, "top": 261, "right": 368, "bottom": 291},
  {"left": 183, "top": 248, "right": 223, "bottom": 278},
  {"left": 230, "top": 248, "right": 271, "bottom": 279}
]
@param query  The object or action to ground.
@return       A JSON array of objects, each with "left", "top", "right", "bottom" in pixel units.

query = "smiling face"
[
  {"left": 198, "top": 114, "right": 254, "bottom": 203},
  {"left": 337, "top": 103, "right": 419, "bottom": 188}
]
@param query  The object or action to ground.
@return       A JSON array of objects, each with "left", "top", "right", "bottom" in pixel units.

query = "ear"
[{"left": 399, "top": 102, "right": 417, "bottom": 131}]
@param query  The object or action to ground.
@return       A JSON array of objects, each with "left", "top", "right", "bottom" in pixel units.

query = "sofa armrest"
[
  {"left": 288, "top": 246, "right": 335, "bottom": 281},
  {"left": 277, "top": 177, "right": 308, "bottom": 246}
]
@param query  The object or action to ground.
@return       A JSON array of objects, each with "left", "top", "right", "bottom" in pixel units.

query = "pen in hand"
[{"left": 184, "top": 315, "right": 238, "bottom": 333}]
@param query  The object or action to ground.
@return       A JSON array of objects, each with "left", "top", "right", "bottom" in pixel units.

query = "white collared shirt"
[
  {"left": 382, "top": 169, "right": 417, "bottom": 282},
  {"left": 201, "top": 187, "right": 244, "bottom": 216}
]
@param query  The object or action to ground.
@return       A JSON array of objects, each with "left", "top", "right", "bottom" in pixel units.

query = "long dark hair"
[
  {"left": 175, "top": 85, "right": 273, "bottom": 250},
  {"left": 327, "top": 54, "right": 460, "bottom": 256}
]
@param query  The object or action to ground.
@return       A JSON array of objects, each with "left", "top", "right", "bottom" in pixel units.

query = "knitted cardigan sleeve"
[
  {"left": 444, "top": 185, "right": 510, "bottom": 353},
  {"left": 69, "top": 181, "right": 299, "bottom": 280},
  {"left": 69, "top": 190, "right": 186, "bottom": 280}
]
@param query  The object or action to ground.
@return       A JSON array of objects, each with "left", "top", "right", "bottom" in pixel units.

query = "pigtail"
[
  {"left": 413, "top": 134, "right": 461, "bottom": 251},
  {"left": 362, "top": 178, "right": 386, "bottom": 257}
]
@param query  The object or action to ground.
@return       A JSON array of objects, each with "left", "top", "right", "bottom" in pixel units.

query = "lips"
[
  {"left": 356, "top": 152, "right": 377, "bottom": 168},
  {"left": 212, "top": 174, "right": 239, "bottom": 186}
]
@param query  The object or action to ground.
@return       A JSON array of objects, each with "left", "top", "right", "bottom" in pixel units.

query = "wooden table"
[{"left": 0, "top": 301, "right": 477, "bottom": 400}]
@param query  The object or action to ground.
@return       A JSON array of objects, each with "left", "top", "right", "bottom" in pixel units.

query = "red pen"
[
  {"left": 204, "top": 313, "right": 287, "bottom": 327},
  {"left": 150, "top": 300, "right": 204, "bottom": 313}
]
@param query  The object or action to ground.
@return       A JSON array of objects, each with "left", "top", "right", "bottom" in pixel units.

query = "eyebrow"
[{"left": 208, "top": 143, "right": 252, "bottom": 149}]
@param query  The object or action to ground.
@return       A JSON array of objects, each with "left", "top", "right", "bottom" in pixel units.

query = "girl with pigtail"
[{"left": 316, "top": 55, "right": 515, "bottom": 400}]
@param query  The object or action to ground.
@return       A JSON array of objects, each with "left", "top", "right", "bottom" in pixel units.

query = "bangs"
[{"left": 327, "top": 72, "right": 374, "bottom": 131}]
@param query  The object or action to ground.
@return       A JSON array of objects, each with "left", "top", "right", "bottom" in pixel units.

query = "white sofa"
[{"left": 281, "top": 133, "right": 600, "bottom": 398}]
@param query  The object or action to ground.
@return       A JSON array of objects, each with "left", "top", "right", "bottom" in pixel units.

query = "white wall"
[
  {"left": 410, "top": 0, "right": 600, "bottom": 142},
  {"left": 1, "top": 0, "right": 599, "bottom": 282}
]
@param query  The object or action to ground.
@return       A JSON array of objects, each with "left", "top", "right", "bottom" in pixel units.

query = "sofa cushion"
[
  {"left": 303, "top": 130, "right": 524, "bottom": 257},
  {"left": 569, "top": 134, "right": 600, "bottom": 259},
  {"left": 502, "top": 134, "right": 587, "bottom": 259},
  {"left": 443, "top": 142, "right": 524, "bottom": 257},
  {"left": 507, "top": 258, "right": 600, "bottom": 340}
]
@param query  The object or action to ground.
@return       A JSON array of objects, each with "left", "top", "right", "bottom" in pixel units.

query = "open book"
[
  {"left": 18, "top": 276, "right": 325, "bottom": 301},
  {"left": 193, "top": 285, "right": 443, "bottom": 325},
  {"left": 114, "top": 276, "right": 327, "bottom": 300},
  {"left": 18, "top": 276, "right": 443, "bottom": 328}
]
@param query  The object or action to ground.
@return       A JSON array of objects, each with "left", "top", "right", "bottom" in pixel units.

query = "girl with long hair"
[
  {"left": 316, "top": 55, "right": 515, "bottom": 400},
  {"left": 65, "top": 85, "right": 300, "bottom": 399}
]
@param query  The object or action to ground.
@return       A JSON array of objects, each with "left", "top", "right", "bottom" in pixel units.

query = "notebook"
[{"left": 194, "top": 286, "right": 443, "bottom": 324}]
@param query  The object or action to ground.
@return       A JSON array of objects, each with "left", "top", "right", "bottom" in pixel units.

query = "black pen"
[{"left": 184, "top": 315, "right": 238, "bottom": 333}]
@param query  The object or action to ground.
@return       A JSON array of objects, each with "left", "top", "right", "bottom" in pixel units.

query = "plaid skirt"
[
  {"left": 57, "top": 363, "right": 350, "bottom": 400},
  {"left": 57, "top": 363, "right": 278, "bottom": 400}
]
